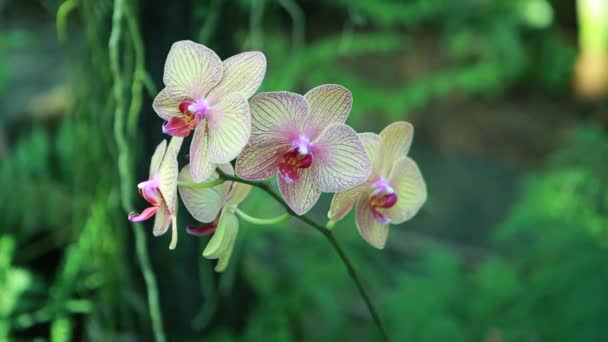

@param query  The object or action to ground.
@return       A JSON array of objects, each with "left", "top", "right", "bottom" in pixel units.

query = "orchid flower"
[
  {"left": 328, "top": 122, "right": 427, "bottom": 249},
  {"left": 129, "top": 137, "right": 183, "bottom": 249},
  {"left": 178, "top": 163, "right": 251, "bottom": 272},
  {"left": 153, "top": 40, "right": 266, "bottom": 182},
  {"left": 235, "top": 85, "right": 372, "bottom": 215}
]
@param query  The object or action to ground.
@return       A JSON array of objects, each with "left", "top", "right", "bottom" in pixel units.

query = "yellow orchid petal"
[
  {"left": 163, "top": 40, "right": 222, "bottom": 100},
  {"left": 152, "top": 88, "right": 188, "bottom": 121},
  {"left": 304, "top": 84, "right": 352, "bottom": 137},
  {"left": 227, "top": 183, "right": 252, "bottom": 207},
  {"left": 149, "top": 140, "right": 167, "bottom": 179},
  {"left": 207, "top": 92, "right": 251, "bottom": 164},
  {"left": 355, "top": 195, "right": 389, "bottom": 249},
  {"left": 311, "top": 123, "right": 371, "bottom": 192},
  {"left": 189, "top": 121, "right": 215, "bottom": 182},
  {"left": 379, "top": 121, "right": 413, "bottom": 177},
  {"left": 385, "top": 157, "right": 427, "bottom": 224},
  {"left": 278, "top": 169, "right": 321, "bottom": 215},
  {"left": 206, "top": 51, "right": 266, "bottom": 104},
  {"left": 178, "top": 165, "right": 227, "bottom": 223},
  {"left": 157, "top": 137, "right": 183, "bottom": 215},
  {"left": 152, "top": 203, "right": 171, "bottom": 237},
  {"left": 328, "top": 182, "right": 367, "bottom": 222},
  {"left": 203, "top": 211, "right": 238, "bottom": 259}
]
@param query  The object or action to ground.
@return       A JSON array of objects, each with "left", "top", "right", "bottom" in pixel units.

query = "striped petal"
[
  {"left": 328, "top": 183, "right": 367, "bottom": 222},
  {"left": 203, "top": 211, "right": 238, "bottom": 261},
  {"left": 385, "top": 157, "right": 427, "bottom": 224},
  {"left": 235, "top": 143, "right": 286, "bottom": 180},
  {"left": 227, "top": 182, "right": 252, "bottom": 206},
  {"left": 178, "top": 165, "right": 226, "bottom": 223},
  {"left": 152, "top": 88, "right": 188, "bottom": 121},
  {"left": 379, "top": 122, "right": 413, "bottom": 177},
  {"left": 355, "top": 195, "right": 389, "bottom": 249},
  {"left": 207, "top": 92, "right": 250, "bottom": 163},
  {"left": 311, "top": 123, "right": 371, "bottom": 192},
  {"left": 359, "top": 133, "right": 385, "bottom": 181},
  {"left": 152, "top": 203, "right": 171, "bottom": 237},
  {"left": 304, "top": 84, "right": 352, "bottom": 138},
  {"left": 149, "top": 140, "right": 167, "bottom": 178},
  {"left": 249, "top": 91, "right": 308, "bottom": 146},
  {"left": 189, "top": 121, "right": 215, "bottom": 182},
  {"left": 278, "top": 169, "right": 321, "bottom": 215},
  {"left": 157, "top": 137, "right": 183, "bottom": 215},
  {"left": 206, "top": 51, "right": 266, "bottom": 105},
  {"left": 163, "top": 40, "right": 222, "bottom": 99}
]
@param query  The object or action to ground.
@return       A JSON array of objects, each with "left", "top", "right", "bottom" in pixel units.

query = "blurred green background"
[{"left": 2, "top": 0, "right": 608, "bottom": 341}]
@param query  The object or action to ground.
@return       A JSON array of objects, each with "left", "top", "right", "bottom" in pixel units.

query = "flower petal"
[
  {"left": 163, "top": 40, "right": 222, "bottom": 99},
  {"left": 149, "top": 140, "right": 167, "bottom": 178},
  {"left": 178, "top": 165, "right": 226, "bottom": 223},
  {"left": 203, "top": 211, "right": 238, "bottom": 260},
  {"left": 328, "top": 183, "right": 367, "bottom": 222},
  {"left": 379, "top": 121, "right": 413, "bottom": 176},
  {"left": 304, "top": 84, "right": 352, "bottom": 138},
  {"left": 206, "top": 92, "right": 251, "bottom": 163},
  {"left": 278, "top": 169, "right": 321, "bottom": 215},
  {"left": 152, "top": 204, "right": 171, "bottom": 236},
  {"left": 157, "top": 137, "right": 183, "bottom": 215},
  {"left": 359, "top": 133, "right": 385, "bottom": 180},
  {"left": 385, "top": 157, "right": 427, "bottom": 224},
  {"left": 249, "top": 91, "right": 308, "bottom": 146},
  {"left": 227, "top": 183, "right": 252, "bottom": 206},
  {"left": 189, "top": 121, "right": 215, "bottom": 182},
  {"left": 128, "top": 206, "right": 159, "bottom": 222},
  {"left": 310, "top": 123, "right": 371, "bottom": 192},
  {"left": 355, "top": 195, "right": 389, "bottom": 249},
  {"left": 235, "top": 143, "right": 286, "bottom": 180},
  {"left": 206, "top": 51, "right": 266, "bottom": 104},
  {"left": 152, "top": 88, "right": 188, "bottom": 121},
  {"left": 214, "top": 229, "right": 236, "bottom": 272}
]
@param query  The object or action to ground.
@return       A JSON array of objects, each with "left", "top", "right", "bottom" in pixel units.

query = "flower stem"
[
  {"left": 178, "top": 178, "right": 225, "bottom": 189},
  {"left": 235, "top": 208, "right": 290, "bottom": 225},
  {"left": 217, "top": 169, "right": 390, "bottom": 342}
]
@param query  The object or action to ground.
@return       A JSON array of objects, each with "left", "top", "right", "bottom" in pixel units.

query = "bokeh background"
[{"left": 2, "top": 0, "right": 608, "bottom": 341}]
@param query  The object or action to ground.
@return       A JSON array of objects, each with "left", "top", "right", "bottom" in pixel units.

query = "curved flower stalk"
[
  {"left": 129, "top": 137, "right": 183, "bottom": 249},
  {"left": 235, "top": 85, "right": 372, "bottom": 215},
  {"left": 178, "top": 164, "right": 251, "bottom": 272},
  {"left": 153, "top": 40, "right": 266, "bottom": 181},
  {"left": 328, "top": 122, "right": 427, "bottom": 249}
]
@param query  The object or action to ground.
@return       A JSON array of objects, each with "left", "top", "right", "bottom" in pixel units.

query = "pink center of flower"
[
  {"left": 186, "top": 213, "right": 220, "bottom": 236},
  {"left": 278, "top": 137, "right": 313, "bottom": 183},
  {"left": 128, "top": 177, "right": 164, "bottom": 222},
  {"left": 368, "top": 180, "right": 398, "bottom": 224},
  {"left": 162, "top": 99, "right": 209, "bottom": 137}
]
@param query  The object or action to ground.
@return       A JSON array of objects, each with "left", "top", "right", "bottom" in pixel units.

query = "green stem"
[
  {"left": 235, "top": 208, "right": 290, "bottom": 225},
  {"left": 217, "top": 169, "right": 390, "bottom": 342},
  {"left": 110, "top": 1, "right": 166, "bottom": 341},
  {"left": 178, "top": 178, "right": 225, "bottom": 189}
]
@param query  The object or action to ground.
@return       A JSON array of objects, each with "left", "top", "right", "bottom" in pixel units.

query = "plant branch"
[
  {"left": 217, "top": 169, "right": 389, "bottom": 342},
  {"left": 235, "top": 208, "right": 290, "bottom": 225}
]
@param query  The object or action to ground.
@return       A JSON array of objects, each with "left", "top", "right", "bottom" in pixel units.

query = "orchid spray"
[{"left": 129, "top": 41, "right": 427, "bottom": 341}]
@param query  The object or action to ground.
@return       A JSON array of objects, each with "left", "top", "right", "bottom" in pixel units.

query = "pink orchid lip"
[
  {"left": 163, "top": 99, "right": 209, "bottom": 137},
  {"left": 128, "top": 206, "right": 159, "bottom": 222},
  {"left": 186, "top": 212, "right": 220, "bottom": 236},
  {"left": 278, "top": 136, "right": 314, "bottom": 184},
  {"left": 137, "top": 178, "right": 162, "bottom": 206},
  {"left": 369, "top": 179, "right": 398, "bottom": 224}
]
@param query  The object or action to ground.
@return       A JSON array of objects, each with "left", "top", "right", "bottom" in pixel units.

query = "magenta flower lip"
[
  {"left": 236, "top": 85, "right": 372, "bottom": 215},
  {"left": 128, "top": 137, "right": 183, "bottom": 249},
  {"left": 328, "top": 122, "right": 427, "bottom": 249},
  {"left": 153, "top": 41, "right": 267, "bottom": 182}
]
